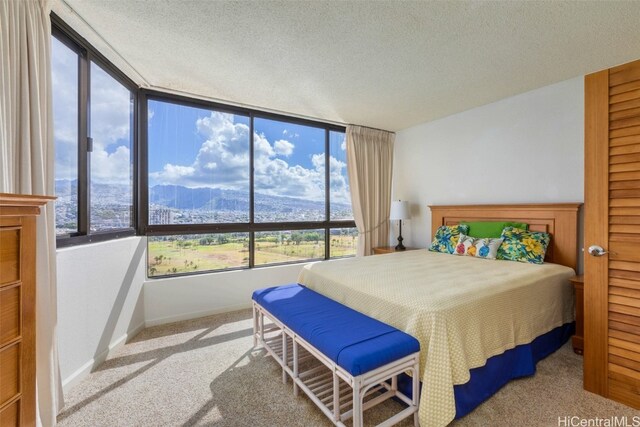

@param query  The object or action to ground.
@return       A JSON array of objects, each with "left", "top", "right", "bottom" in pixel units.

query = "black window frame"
[
  {"left": 51, "top": 13, "right": 356, "bottom": 274},
  {"left": 52, "top": 15, "right": 139, "bottom": 247},
  {"left": 142, "top": 91, "right": 355, "bottom": 277}
]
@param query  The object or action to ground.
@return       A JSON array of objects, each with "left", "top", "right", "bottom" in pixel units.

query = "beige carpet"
[{"left": 57, "top": 309, "right": 638, "bottom": 427}]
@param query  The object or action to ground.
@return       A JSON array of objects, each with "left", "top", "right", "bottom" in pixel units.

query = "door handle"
[{"left": 588, "top": 245, "right": 609, "bottom": 257}]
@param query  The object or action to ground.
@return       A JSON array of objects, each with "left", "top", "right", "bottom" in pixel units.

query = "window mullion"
[
  {"left": 131, "top": 90, "right": 139, "bottom": 234},
  {"left": 78, "top": 49, "right": 90, "bottom": 235},
  {"left": 138, "top": 93, "right": 148, "bottom": 235},
  {"left": 325, "top": 128, "right": 330, "bottom": 260},
  {"left": 249, "top": 114, "right": 255, "bottom": 268}
]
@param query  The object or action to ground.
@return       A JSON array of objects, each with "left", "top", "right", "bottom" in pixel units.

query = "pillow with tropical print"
[
  {"left": 429, "top": 224, "right": 470, "bottom": 254},
  {"left": 454, "top": 234, "right": 503, "bottom": 259},
  {"left": 497, "top": 227, "right": 551, "bottom": 264}
]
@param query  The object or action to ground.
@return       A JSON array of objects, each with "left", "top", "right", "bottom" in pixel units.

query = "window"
[
  {"left": 253, "top": 118, "right": 325, "bottom": 222},
  {"left": 145, "top": 95, "right": 356, "bottom": 277},
  {"left": 329, "top": 228, "right": 357, "bottom": 258},
  {"left": 148, "top": 233, "right": 249, "bottom": 277},
  {"left": 52, "top": 21, "right": 137, "bottom": 246},
  {"left": 51, "top": 16, "right": 355, "bottom": 270},
  {"left": 147, "top": 100, "right": 250, "bottom": 224},
  {"left": 329, "top": 131, "right": 353, "bottom": 221},
  {"left": 52, "top": 36, "right": 79, "bottom": 236},
  {"left": 89, "top": 62, "right": 135, "bottom": 232},
  {"left": 254, "top": 230, "right": 325, "bottom": 266}
]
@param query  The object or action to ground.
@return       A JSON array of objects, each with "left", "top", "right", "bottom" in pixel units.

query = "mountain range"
[{"left": 55, "top": 180, "right": 351, "bottom": 213}]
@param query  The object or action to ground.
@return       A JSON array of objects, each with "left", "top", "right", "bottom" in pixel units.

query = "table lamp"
[{"left": 390, "top": 200, "right": 410, "bottom": 251}]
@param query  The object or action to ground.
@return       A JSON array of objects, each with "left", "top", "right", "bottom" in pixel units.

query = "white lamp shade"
[{"left": 390, "top": 200, "right": 410, "bottom": 220}]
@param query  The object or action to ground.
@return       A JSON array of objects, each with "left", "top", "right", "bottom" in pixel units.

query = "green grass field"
[{"left": 148, "top": 232, "right": 356, "bottom": 277}]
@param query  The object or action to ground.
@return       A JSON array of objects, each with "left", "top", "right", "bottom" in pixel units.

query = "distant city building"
[{"left": 150, "top": 208, "right": 174, "bottom": 224}]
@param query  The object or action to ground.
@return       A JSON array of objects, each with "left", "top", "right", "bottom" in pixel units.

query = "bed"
[{"left": 297, "top": 203, "right": 581, "bottom": 427}]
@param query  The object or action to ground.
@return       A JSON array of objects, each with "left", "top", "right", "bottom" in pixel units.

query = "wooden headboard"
[{"left": 429, "top": 203, "right": 582, "bottom": 270}]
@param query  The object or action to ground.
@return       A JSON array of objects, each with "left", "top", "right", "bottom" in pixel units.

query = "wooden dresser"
[{"left": 1, "top": 194, "right": 53, "bottom": 427}]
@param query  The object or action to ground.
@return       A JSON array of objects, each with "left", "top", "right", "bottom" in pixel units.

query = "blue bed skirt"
[{"left": 397, "top": 322, "right": 574, "bottom": 418}]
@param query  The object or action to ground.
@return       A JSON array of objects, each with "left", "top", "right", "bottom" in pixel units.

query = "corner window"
[
  {"left": 52, "top": 26, "right": 137, "bottom": 246},
  {"left": 52, "top": 16, "right": 355, "bottom": 269}
]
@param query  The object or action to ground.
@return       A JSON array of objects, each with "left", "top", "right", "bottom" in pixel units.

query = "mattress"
[{"left": 298, "top": 250, "right": 575, "bottom": 427}]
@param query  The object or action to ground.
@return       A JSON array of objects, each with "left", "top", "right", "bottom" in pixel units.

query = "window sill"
[{"left": 56, "top": 229, "right": 137, "bottom": 248}]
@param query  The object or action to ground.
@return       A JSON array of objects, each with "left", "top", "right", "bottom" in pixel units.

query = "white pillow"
[{"left": 454, "top": 234, "right": 503, "bottom": 260}]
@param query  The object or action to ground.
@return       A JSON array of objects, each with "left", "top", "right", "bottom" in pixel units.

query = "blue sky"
[
  {"left": 147, "top": 99, "right": 350, "bottom": 204},
  {"left": 147, "top": 105, "right": 326, "bottom": 172},
  {"left": 52, "top": 36, "right": 350, "bottom": 206},
  {"left": 53, "top": 37, "right": 133, "bottom": 186}
]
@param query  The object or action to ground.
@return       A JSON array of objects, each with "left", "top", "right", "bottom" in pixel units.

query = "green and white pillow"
[{"left": 454, "top": 234, "right": 503, "bottom": 259}]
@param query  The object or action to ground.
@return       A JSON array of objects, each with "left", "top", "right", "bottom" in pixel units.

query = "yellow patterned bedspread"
[{"left": 297, "top": 250, "right": 575, "bottom": 427}]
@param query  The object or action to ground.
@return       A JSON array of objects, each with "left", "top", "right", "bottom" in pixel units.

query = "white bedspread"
[{"left": 298, "top": 250, "right": 575, "bottom": 427}]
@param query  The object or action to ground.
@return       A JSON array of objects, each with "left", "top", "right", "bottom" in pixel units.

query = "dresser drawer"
[
  {"left": 0, "top": 285, "right": 21, "bottom": 347},
  {"left": 0, "top": 228, "right": 20, "bottom": 286},
  {"left": 0, "top": 342, "right": 20, "bottom": 407},
  {"left": 0, "top": 398, "right": 19, "bottom": 427}
]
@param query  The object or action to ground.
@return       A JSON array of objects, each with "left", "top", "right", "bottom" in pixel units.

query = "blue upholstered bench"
[{"left": 252, "top": 284, "right": 420, "bottom": 427}]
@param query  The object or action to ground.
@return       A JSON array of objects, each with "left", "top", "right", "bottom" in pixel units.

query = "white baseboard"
[
  {"left": 144, "top": 303, "right": 252, "bottom": 327},
  {"left": 61, "top": 321, "right": 146, "bottom": 393}
]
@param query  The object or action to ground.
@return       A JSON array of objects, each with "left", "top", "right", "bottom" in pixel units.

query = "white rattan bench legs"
[{"left": 253, "top": 301, "right": 420, "bottom": 427}]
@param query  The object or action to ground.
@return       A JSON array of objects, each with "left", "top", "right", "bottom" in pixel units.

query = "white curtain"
[
  {"left": 346, "top": 125, "right": 395, "bottom": 256},
  {"left": 0, "top": 1, "right": 64, "bottom": 425}
]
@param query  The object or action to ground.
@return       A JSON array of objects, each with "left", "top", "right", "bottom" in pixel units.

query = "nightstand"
[
  {"left": 570, "top": 274, "right": 584, "bottom": 355},
  {"left": 372, "top": 246, "right": 419, "bottom": 255}
]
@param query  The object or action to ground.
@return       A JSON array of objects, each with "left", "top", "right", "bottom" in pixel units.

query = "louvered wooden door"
[{"left": 584, "top": 59, "right": 640, "bottom": 408}]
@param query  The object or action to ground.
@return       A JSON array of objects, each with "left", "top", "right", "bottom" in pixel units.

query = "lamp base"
[{"left": 395, "top": 219, "right": 406, "bottom": 250}]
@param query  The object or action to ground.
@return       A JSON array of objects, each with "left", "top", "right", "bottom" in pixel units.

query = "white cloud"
[
  {"left": 87, "top": 64, "right": 134, "bottom": 185},
  {"left": 151, "top": 163, "right": 196, "bottom": 183},
  {"left": 255, "top": 155, "right": 324, "bottom": 201},
  {"left": 274, "top": 139, "right": 294, "bottom": 157},
  {"left": 51, "top": 39, "right": 350, "bottom": 206},
  {"left": 149, "top": 112, "right": 351, "bottom": 204},
  {"left": 311, "top": 154, "right": 350, "bottom": 205},
  {"left": 90, "top": 64, "right": 132, "bottom": 145},
  {"left": 53, "top": 39, "right": 133, "bottom": 185},
  {"left": 52, "top": 38, "right": 79, "bottom": 181},
  {"left": 254, "top": 132, "right": 274, "bottom": 158},
  {"left": 282, "top": 129, "right": 300, "bottom": 138},
  {"left": 150, "top": 112, "right": 251, "bottom": 189},
  {"left": 91, "top": 145, "right": 131, "bottom": 185}
]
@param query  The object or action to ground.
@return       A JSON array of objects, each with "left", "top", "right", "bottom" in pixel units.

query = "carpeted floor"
[{"left": 57, "top": 309, "right": 639, "bottom": 427}]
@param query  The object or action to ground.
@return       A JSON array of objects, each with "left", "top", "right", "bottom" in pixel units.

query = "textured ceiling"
[{"left": 53, "top": 0, "right": 640, "bottom": 131}]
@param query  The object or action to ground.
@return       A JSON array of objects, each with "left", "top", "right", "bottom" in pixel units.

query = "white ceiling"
[{"left": 53, "top": 0, "right": 640, "bottom": 131}]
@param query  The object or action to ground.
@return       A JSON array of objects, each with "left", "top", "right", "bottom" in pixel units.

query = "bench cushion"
[{"left": 252, "top": 284, "right": 420, "bottom": 376}]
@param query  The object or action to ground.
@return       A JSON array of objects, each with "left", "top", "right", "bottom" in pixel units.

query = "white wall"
[
  {"left": 56, "top": 233, "right": 311, "bottom": 390},
  {"left": 393, "top": 77, "right": 584, "bottom": 265},
  {"left": 144, "top": 261, "right": 306, "bottom": 326},
  {"left": 56, "top": 237, "right": 146, "bottom": 391}
]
